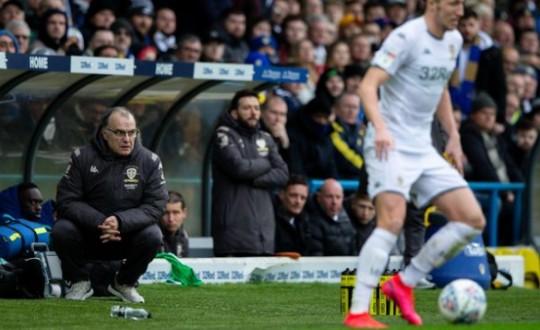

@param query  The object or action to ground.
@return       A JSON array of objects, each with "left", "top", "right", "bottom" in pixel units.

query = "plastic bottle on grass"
[{"left": 110, "top": 305, "right": 151, "bottom": 320}]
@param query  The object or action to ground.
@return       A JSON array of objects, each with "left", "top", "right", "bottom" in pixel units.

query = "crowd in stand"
[{"left": 1, "top": 0, "right": 540, "bottom": 258}]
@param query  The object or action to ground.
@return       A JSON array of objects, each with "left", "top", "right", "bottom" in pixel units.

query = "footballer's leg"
[
  {"left": 344, "top": 192, "right": 405, "bottom": 329},
  {"left": 392, "top": 187, "right": 485, "bottom": 325}
]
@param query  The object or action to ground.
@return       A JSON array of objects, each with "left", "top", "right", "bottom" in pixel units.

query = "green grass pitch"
[{"left": 1, "top": 283, "right": 539, "bottom": 329}]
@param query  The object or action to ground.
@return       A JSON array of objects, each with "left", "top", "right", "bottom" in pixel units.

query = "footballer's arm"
[{"left": 359, "top": 66, "right": 393, "bottom": 160}]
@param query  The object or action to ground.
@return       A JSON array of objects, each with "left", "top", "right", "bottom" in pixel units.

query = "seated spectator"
[
  {"left": 0, "top": 182, "right": 55, "bottom": 226},
  {"left": 461, "top": 93, "right": 523, "bottom": 184},
  {"left": 111, "top": 18, "right": 134, "bottom": 58},
  {"left": 174, "top": 34, "right": 202, "bottom": 63},
  {"left": 0, "top": 29, "right": 18, "bottom": 53},
  {"left": 160, "top": 191, "right": 189, "bottom": 258},
  {"left": 220, "top": 9, "right": 249, "bottom": 63},
  {"left": 6, "top": 20, "right": 30, "bottom": 54},
  {"left": 288, "top": 97, "right": 339, "bottom": 178},
  {"left": 249, "top": 17, "right": 272, "bottom": 40},
  {"left": 461, "top": 93, "right": 523, "bottom": 245},
  {"left": 325, "top": 40, "right": 351, "bottom": 73},
  {"left": 245, "top": 35, "right": 278, "bottom": 66},
  {"left": 30, "top": 9, "right": 68, "bottom": 55},
  {"left": 0, "top": 0, "right": 24, "bottom": 29},
  {"left": 81, "top": 0, "right": 117, "bottom": 43},
  {"left": 153, "top": 7, "right": 176, "bottom": 56},
  {"left": 201, "top": 29, "right": 226, "bottom": 62},
  {"left": 52, "top": 107, "right": 167, "bottom": 302},
  {"left": 84, "top": 28, "right": 114, "bottom": 56},
  {"left": 274, "top": 175, "right": 312, "bottom": 255},
  {"left": 307, "top": 179, "right": 356, "bottom": 256},
  {"left": 261, "top": 94, "right": 290, "bottom": 161},
  {"left": 278, "top": 15, "right": 308, "bottom": 64},
  {"left": 290, "top": 39, "right": 319, "bottom": 95},
  {"left": 94, "top": 44, "right": 119, "bottom": 58},
  {"left": 274, "top": 81, "right": 305, "bottom": 113},
  {"left": 348, "top": 33, "right": 374, "bottom": 68},
  {"left": 526, "top": 99, "right": 540, "bottom": 130},
  {"left": 344, "top": 192, "right": 375, "bottom": 252},
  {"left": 315, "top": 67, "right": 345, "bottom": 109},
  {"left": 508, "top": 119, "right": 538, "bottom": 177},
  {"left": 128, "top": 0, "right": 154, "bottom": 55},
  {"left": 385, "top": 0, "right": 408, "bottom": 26},
  {"left": 343, "top": 64, "right": 367, "bottom": 95},
  {"left": 331, "top": 92, "right": 366, "bottom": 180}
]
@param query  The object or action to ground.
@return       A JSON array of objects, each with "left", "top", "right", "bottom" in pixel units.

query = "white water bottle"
[{"left": 110, "top": 305, "right": 151, "bottom": 320}]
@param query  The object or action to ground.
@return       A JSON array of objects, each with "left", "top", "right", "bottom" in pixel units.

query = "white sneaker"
[
  {"left": 65, "top": 281, "right": 93, "bottom": 300},
  {"left": 108, "top": 279, "right": 145, "bottom": 303}
]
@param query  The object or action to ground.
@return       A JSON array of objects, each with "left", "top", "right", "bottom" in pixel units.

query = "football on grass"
[{"left": 438, "top": 278, "right": 487, "bottom": 324}]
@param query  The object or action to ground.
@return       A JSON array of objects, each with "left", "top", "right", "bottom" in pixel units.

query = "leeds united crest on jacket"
[{"left": 124, "top": 166, "right": 140, "bottom": 190}]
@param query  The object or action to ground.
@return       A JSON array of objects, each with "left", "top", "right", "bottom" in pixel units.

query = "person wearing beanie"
[
  {"left": 0, "top": 0, "right": 24, "bottom": 29},
  {"left": 460, "top": 92, "right": 523, "bottom": 245},
  {"left": 287, "top": 97, "right": 339, "bottom": 178},
  {"left": 6, "top": 20, "right": 30, "bottom": 53},
  {"left": 128, "top": 0, "right": 154, "bottom": 56},
  {"left": 245, "top": 35, "right": 278, "bottom": 66},
  {"left": 81, "top": 0, "right": 118, "bottom": 43},
  {"left": 111, "top": 18, "right": 134, "bottom": 58},
  {"left": 0, "top": 29, "right": 19, "bottom": 53}
]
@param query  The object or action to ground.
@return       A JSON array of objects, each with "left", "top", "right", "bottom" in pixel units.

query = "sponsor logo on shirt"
[{"left": 379, "top": 50, "right": 397, "bottom": 68}]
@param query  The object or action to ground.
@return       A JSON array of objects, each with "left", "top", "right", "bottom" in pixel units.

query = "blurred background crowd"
[{"left": 1, "top": 0, "right": 539, "bottom": 256}]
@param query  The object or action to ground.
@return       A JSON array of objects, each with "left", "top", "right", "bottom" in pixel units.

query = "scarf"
[{"left": 450, "top": 36, "right": 481, "bottom": 116}]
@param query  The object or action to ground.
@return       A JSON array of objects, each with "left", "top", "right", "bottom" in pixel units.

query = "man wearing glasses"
[{"left": 52, "top": 107, "right": 167, "bottom": 303}]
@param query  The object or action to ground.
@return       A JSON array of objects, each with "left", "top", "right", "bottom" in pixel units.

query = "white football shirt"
[{"left": 366, "top": 17, "right": 463, "bottom": 152}]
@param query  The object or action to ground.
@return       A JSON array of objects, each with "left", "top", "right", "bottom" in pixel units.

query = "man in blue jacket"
[{"left": 52, "top": 107, "right": 167, "bottom": 303}]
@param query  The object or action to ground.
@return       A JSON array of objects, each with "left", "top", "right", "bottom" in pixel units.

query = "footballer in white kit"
[
  {"left": 364, "top": 16, "right": 468, "bottom": 207},
  {"left": 344, "top": 1, "right": 486, "bottom": 328}
]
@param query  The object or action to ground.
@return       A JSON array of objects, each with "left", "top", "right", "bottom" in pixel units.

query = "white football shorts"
[{"left": 365, "top": 146, "right": 468, "bottom": 208}]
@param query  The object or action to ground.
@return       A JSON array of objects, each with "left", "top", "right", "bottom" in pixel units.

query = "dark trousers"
[
  {"left": 403, "top": 203, "right": 426, "bottom": 266},
  {"left": 51, "top": 219, "right": 162, "bottom": 285}
]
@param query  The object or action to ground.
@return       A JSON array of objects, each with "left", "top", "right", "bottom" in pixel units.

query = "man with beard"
[
  {"left": 211, "top": 90, "right": 288, "bottom": 257},
  {"left": 449, "top": 7, "right": 506, "bottom": 121}
]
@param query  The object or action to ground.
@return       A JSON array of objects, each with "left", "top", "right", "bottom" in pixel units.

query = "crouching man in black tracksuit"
[{"left": 52, "top": 107, "right": 167, "bottom": 303}]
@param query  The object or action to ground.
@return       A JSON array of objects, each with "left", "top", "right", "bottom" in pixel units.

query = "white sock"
[
  {"left": 400, "top": 221, "right": 482, "bottom": 288},
  {"left": 350, "top": 228, "right": 398, "bottom": 314}
]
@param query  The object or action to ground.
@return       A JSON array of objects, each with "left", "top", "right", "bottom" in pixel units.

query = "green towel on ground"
[{"left": 155, "top": 252, "right": 203, "bottom": 287}]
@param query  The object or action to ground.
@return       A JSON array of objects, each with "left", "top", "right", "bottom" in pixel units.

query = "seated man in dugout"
[
  {"left": 159, "top": 190, "right": 189, "bottom": 258},
  {"left": 307, "top": 178, "right": 357, "bottom": 256},
  {"left": 52, "top": 107, "right": 167, "bottom": 303}
]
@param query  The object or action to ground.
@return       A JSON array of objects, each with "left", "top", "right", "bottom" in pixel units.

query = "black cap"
[
  {"left": 1, "top": 0, "right": 24, "bottom": 11},
  {"left": 128, "top": 0, "right": 154, "bottom": 17},
  {"left": 471, "top": 92, "right": 497, "bottom": 113},
  {"left": 204, "top": 29, "right": 225, "bottom": 44}
]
